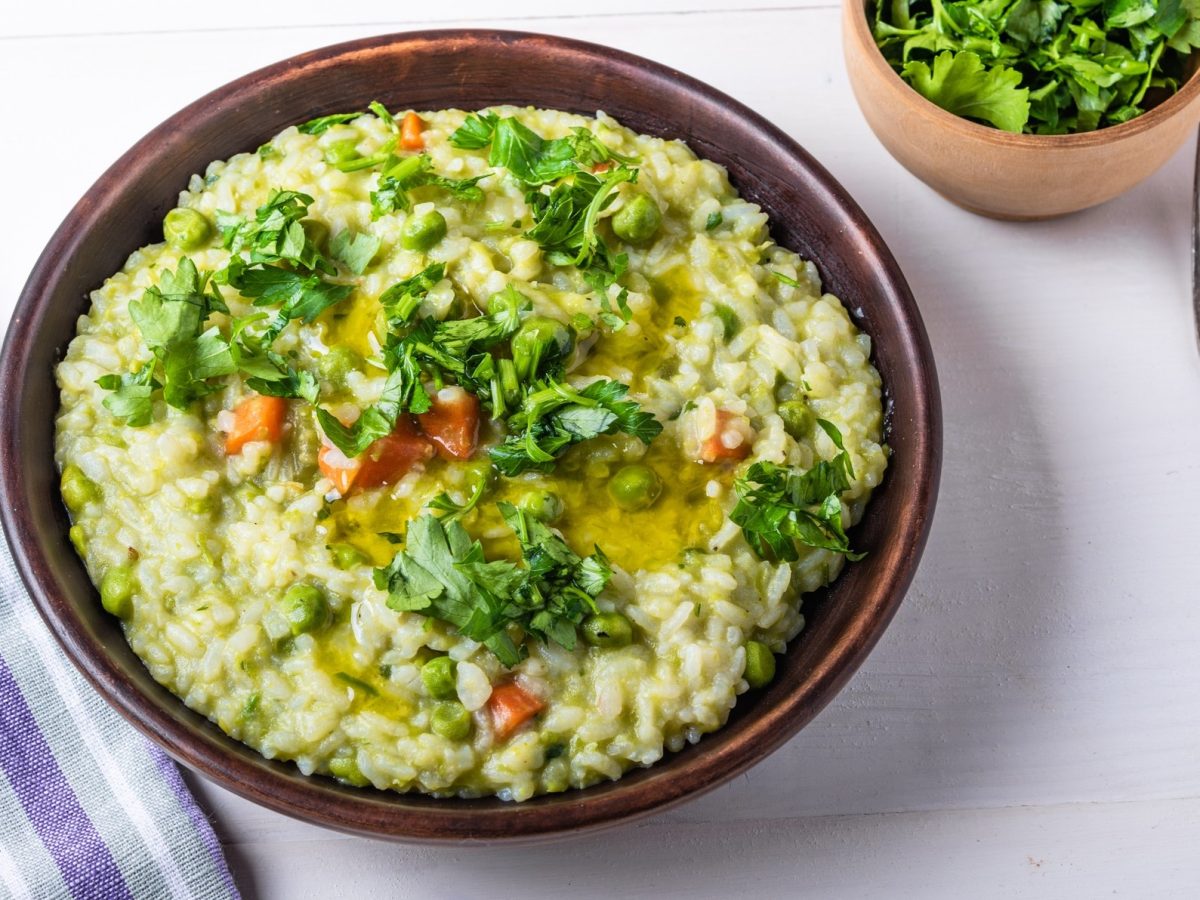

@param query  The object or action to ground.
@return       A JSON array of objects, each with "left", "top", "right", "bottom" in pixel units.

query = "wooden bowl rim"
[
  {"left": 0, "top": 28, "right": 941, "bottom": 843},
  {"left": 845, "top": 0, "right": 1200, "bottom": 148}
]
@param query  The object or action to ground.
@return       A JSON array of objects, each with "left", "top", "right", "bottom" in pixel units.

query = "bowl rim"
[
  {"left": 0, "top": 28, "right": 942, "bottom": 842},
  {"left": 845, "top": 0, "right": 1200, "bottom": 147}
]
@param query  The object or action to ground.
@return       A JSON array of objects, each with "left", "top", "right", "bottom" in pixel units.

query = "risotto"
[{"left": 54, "top": 106, "right": 887, "bottom": 800}]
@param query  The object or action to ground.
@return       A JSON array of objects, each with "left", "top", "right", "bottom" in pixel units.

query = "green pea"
[
  {"left": 68, "top": 525, "right": 87, "bottom": 557},
  {"left": 581, "top": 612, "right": 634, "bottom": 648},
  {"left": 744, "top": 640, "right": 776, "bottom": 689},
  {"left": 420, "top": 656, "right": 458, "bottom": 700},
  {"left": 162, "top": 208, "right": 213, "bottom": 251},
  {"left": 60, "top": 465, "right": 99, "bottom": 512},
  {"left": 778, "top": 400, "right": 815, "bottom": 440},
  {"left": 430, "top": 701, "right": 472, "bottom": 740},
  {"left": 607, "top": 464, "right": 662, "bottom": 512},
  {"left": 282, "top": 584, "right": 328, "bottom": 635},
  {"left": 486, "top": 286, "right": 526, "bottom": 320},
  {"left": 401, "top": 209, "right": 447, "bottom": 252},
  {"left": 511, "top": 316, "right": 574, "bottom": 382},
  {"left": 519, "top": 489, "right": 563, "bottom": 523},
  {"left": 612, "top": 192, "right": 662, "bottom": 244},
  {"left": 100, "top": 565, "right": 135, "bottom": 619},
  {"left": 317, "top": 346, "right": 363, "bottom": 388},
  {"left": 329, "top": 543, "right": 366, "bottom": 570},
  {"left": 323, "top": 138, "right": 361, "bottom": 167},
  {"left": 328, "top": 756, "right": 369, "bottom": 787}
]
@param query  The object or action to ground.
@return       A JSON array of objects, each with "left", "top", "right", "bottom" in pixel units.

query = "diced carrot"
[
  {"left": 318, "top": 416, "right": 433, "bottom": 495},
  {"left": 592, "top": 160, "right": 613, "bottom": 174},
  {"left": 698, "top": 409, "right": 753, "bottom": 463},
  {"left": 487, "top": 681, "right": 545, "bottom": 741},
  {"left": 417, "top": 387, "right": 480, "bottom": 460},
  {"left": 400, "top": 112, "right": 425, "bottom": 150},
  {"left": 224, "top": 395, "right": 287, "bottom": 455}
]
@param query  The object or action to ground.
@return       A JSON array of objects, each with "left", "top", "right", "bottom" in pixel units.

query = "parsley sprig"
[
  {"left": 96, "top": 258, "right": 318, "bottom": 425},
  {"left": 873, "top": 0, "right": 1200, "bottom": 133},
  {"left": 730, "top": 419, "right": 864, "bottom": 561},
  {"left": 374, "top": 501, "right": 612, "bottom": 666},
  {"left": 313, "top": 267, "right": 523, "bottom": 457},
  {"left": 370, "top": 154, "right": 489, "bottom": 218},
  {"left": 449, "top": 113, "right": 639, "bottom": 290},
  {"left": 489, "top": 378, "right": 664, "bottom": 476}
]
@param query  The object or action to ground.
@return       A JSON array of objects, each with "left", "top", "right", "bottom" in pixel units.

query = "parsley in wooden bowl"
[{"left": 842, "top": 0, "right": 1200, "bottom": 218}]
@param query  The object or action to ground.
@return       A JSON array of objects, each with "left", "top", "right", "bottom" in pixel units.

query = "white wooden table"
[{"left": 4, "top": 2, "right": 1199, "bottom": 896}]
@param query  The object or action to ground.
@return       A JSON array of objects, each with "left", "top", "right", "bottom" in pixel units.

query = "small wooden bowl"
[
  {"left": 843, "top": 0, "right": 1200, "bottom": 219},
  {"left": 0, "top": 30, "right": 941, "bottom": 842}
]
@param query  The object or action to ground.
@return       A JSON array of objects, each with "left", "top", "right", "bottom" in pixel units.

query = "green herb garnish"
[
  {"left": 216, "top": 189, "right": 332, "bottom": 274},
  {"left": 489, "top": 378, "right": 663, "bottom": 476},
  {"left": 330, "top": 229, "right": 382, "bottom": 275},
  {"left": 873, "top": 0, "right": 1200, "bottom": 133},
  {"left": 449, "top": 114, "right": 635, "bottom": 185},
  {"left": 524, "top": 167, "right": 636, "bottom": 290},
  {"left": 297, "top": 112, "right": 361, "bottom": 135},
  {"left": 374, "top": 502, "right": 612, "bottom": 666},
  {"left": 370, "top": 154, "right": 488, "bottom": 218},
  {"left": 730, "top": 419, "right": 864, "bottom": 561}
]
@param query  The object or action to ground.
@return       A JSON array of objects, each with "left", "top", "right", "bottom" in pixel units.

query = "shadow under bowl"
[{"left": 0, "top": 29, "right": 941, "bottom": 843}]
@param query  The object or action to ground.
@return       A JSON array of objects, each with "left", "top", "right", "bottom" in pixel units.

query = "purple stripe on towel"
[
  {"left": 0, "top": 655, "right": 133, "bottom": 900},
  {"left": 152, "top": 747, "right": 241, "bottom": 899}
]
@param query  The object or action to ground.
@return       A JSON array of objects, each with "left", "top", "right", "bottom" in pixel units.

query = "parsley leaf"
[
  {"left": 490, "top": 378, "right": 663, "bottom": 476},
  {"left": 98, "top": 256, "right": 327, "bottom": 423},
  {"left": 370, "top": 154, "right": 488, "bottom": 218},
  {"left": 903, "top": 51, "right": 1031, "bottom": 133},
  {"left": 873, "top": 0, "right": 1200, "bottom": 133},
  {"left": 451, "top": 114, "right": 636, "bottom": 185},
  {"left": 448, "top": 111, "right": 500, "bottom": 149},
  {"left": 374, "top": 502, "right": 612, "bottom": 665},
  {"left": 730, "top": 419, "right": 864, "bottom": 561},
  {"left": 220, "top": 262, "right": 354, "bottom": 335},
  {"left": 525, "top": 167, "right": 635, "bottom": 290},
  {"left": 378, "top": 263, "right": 445, "bottom": 329},
  {"left": 298, "top": 112, "right": 361, "bottom": 135},
  {"left": 298, "top": 101, "right": 399, "bottom": 135},
  {"left": 425, "top": 471, "right": 488, "bottom": 522},
  {"left": 329, "top": 229, "right": 382, "bottom": 275},
  {"left": 314, "top": 266, "right": 520, "bottom": 458},
  {"left": 96, "top": 366, "right": 158, "bottom": 426},
  {"left": 217, "top": 189, "right": 332, "bottom": 274},
  {"left": 597, "top": 288, "right": 633, "bottom": 332}
]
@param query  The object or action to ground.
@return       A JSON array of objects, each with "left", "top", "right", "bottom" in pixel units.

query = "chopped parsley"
[
  {"left": 730, "top": 419, "right": 864, "bottom": 561},
  {"left": 297, "top": 112, "right": 362, "bottom": 135},
  {"left": 374, "top": 501, "right": 612, "bottom": 666},
  {"left": 370, "top": 154, "right": 489, "bottom": 218},
  {"left": 524, "top": 166, "right": 636, "bottom": 291},
  {"left": 329, "top": 229, "right": 382, "bottom": 275},
  {"left": 449, "top": 114, "right": 638, "bottom": 290},
  {"left": 873, "top": 0, "right": 1200, "bottom": 133},
  {"left": 449, "top": 113, "right": 635, "bottom": 185},
  {"left": 216, "top": 189, "right": 332, "bottom": 274},
  {"left": 489, "top": 378, "right": 663, "bottom": 476}
]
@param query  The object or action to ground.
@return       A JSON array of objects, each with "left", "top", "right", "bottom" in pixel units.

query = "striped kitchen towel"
[{"left": 0, "top": 544, "right": 240, "bottom": 900}]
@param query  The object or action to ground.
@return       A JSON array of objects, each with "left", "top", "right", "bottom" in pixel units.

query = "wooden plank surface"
[{"left": 3, "top": 2, "right": 1198, "bottom": 897}]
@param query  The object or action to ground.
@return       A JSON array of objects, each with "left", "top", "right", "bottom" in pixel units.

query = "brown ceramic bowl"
[
  {"left": 843, "top": 0, "right": 1200, "bottom": 219},
  {"left": 0, "top": 30, "right": 940, "bottom": 843}
]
